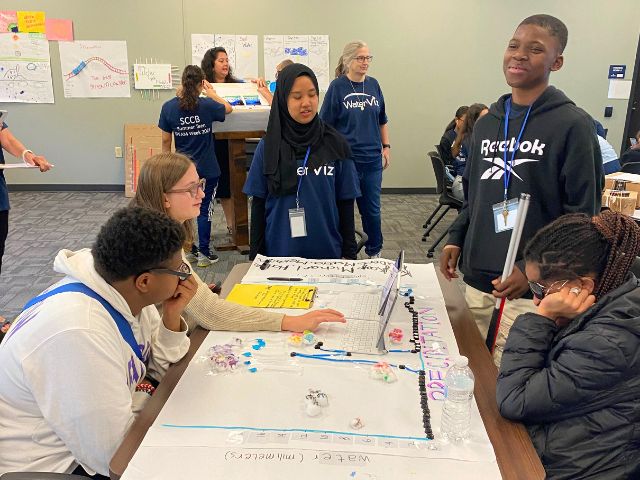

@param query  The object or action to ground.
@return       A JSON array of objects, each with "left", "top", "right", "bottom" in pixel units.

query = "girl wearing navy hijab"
[{"left": 243, "top": 64, "right": 361, "bottom": 260}]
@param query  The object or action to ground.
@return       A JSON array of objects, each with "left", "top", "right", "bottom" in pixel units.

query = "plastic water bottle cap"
[{"left": 454, "top": 356, "right": 469, "bottom": 367}]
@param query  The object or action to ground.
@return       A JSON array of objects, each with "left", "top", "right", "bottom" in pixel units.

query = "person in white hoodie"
[{"left": 0, "top": 207, "right": 197, "bottom": 478}]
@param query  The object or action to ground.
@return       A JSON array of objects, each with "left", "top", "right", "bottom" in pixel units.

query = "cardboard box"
[
  {"left": 123, "top": 124, "right": 166, "bottom": 198},
  {"left": 604, "top": 173, "right": 640, "bottom": 207},
  {"left": 602, "top": 189, "right": 637, "bottom": 216}
]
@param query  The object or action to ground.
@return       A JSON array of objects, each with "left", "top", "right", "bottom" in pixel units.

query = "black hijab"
[{"left": 263, "top": 63, "right": 351, "bottom": 196}]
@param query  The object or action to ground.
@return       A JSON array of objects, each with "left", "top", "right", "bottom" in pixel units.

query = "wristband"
[
  {"left": 382, "top": 144, "right": 391, "bottom": 149},
  {"left": 135, "top": 382, "right": 156, "bottom": 396},
  {"left": 21, "top": 149, "right": 34, "bottom": 163}
]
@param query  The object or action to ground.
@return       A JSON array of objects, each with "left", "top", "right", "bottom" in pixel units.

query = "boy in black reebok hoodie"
[{"left": 440, "top": 14, "right": 603, "bottom": 365}]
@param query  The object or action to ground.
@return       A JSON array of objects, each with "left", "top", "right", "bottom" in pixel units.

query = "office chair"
[
  {"left": 621, "top": 162, "right": 640, "bottom": 174},
  {"left": 423, "top": 151, "right": 463, "bottom": 258}
]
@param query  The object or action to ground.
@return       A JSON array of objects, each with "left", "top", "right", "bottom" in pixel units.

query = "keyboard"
[
  {"left": 340, "top": 319, "right": 383, "bottom": 354},
  {"left": 336, "top": 292, "right": 380, "bottom": 320}
]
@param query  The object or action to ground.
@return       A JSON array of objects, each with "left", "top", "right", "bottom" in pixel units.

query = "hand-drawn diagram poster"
[
  {"left": 0, "top": 33, "right": 54, "bottom": 103},
  {"left": 133, "top": 64, "right": 172, "bottom": 90},
  {"left": 191, "top": 33, "right": 258, "bottom": 80},
  {"left": 59, "top": 40, "right": 130, "bottom": 98},
  {"left": 264, "top": 35, "right": 329, "bottom": 91}
]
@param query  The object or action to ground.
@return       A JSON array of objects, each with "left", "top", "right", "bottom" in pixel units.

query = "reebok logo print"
[
  {"left": 480, "top": 157, "right": 539, "bottom": 180},
  {"left": 479, "top": 137, "right": 545, "bottom": 180}
]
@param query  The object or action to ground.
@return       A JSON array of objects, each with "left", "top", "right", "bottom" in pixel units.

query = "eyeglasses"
[
  {"left": 354, "top": 55, "right": 374, "bottom": 63},
  {"left": 148, "top": 261, "right": 192, "bottom": 282},
  {"left": 166, "top": 178, "right": 206, "bottom": 198},
  {"left": 528, "top": 279, "right": 569, "bottom": 299}
]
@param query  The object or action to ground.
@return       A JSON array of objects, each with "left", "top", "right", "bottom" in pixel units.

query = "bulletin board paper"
[
  {"left": 45, "top": 18, "right": 73, "bottom": 41},
  {"left": 191, "top": 33, "right": 258, "bottom": 79},
  {"left": 59, "top": 40, "right": 130, "bottom": 98},
  {"left": 0, "top": 11, "right": 18, "bottom": 33},
  {"left": 121, "top": 264, "right": 498, "bottom": 480},
  {"left": 133, "top": 64, "right": 172, "bottom": 89},
  {"left": 123, "top": 124, "right": 165, "bottom": 197},
  {"left": 0, "top": 33, "right": 54, "bottom": 103},
  {"left": 264, "top": 34, "right": 330, "bottom": 91},
  {"left": 17, "top": 11, "right": 45, "bottom": 34}
]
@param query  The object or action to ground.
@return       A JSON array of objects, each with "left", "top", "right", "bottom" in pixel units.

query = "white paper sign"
[
  {"left": 0, "top": 33, "right": 54, "bottom": 103},
  {"left": 191, "top": 33, "right": 258, "bottom": 79},
  {"left": 133, "top": 64, "right": 172, "bottom": 89},
  {"left": 59, "top": 40, "right": 130, "bottom": 98},
  {"left": 608, "top": 79, "right": 632, "bottom": 99},
  {"left": 264, "top": 34, "right": 330, "bottom": 91}
]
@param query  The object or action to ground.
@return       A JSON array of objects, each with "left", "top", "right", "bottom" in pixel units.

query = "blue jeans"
[
  {"left": 355, "top": 162, "right": 383, "bottom": 256},
  {"left": 197, "top": 177, "right": 219, "bottom": 256}
]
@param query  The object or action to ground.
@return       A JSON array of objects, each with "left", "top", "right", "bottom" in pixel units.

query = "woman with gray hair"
[{"left": 320, "top": 41, "right": 390, "bottom": 258}]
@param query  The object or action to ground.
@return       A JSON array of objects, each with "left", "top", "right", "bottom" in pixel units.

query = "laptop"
[
  {"left": 324, "top": 251, "right": 404, "bottom": 355},
  {"left": 333, "top": 250, "right": 404, "bottom": 321}
]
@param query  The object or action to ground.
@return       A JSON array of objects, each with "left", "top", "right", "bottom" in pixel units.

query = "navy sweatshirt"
[{"left": 448, "top": 86, "right": 604, "bottom": 294}]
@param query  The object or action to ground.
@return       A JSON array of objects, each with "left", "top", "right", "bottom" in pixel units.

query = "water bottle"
[{"left": 440, "top": 355, "right": 475, "bottom": 442}]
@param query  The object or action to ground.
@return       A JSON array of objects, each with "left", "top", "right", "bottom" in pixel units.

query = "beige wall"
[{"left": 3, "top": 0, "right": 639, "bottom": 188}]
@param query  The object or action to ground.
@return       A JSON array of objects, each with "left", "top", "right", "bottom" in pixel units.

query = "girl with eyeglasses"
[
  {"left": 133, "top": 152, "right": 346, "bottom": 333},
  {"left": 320, "top": 41, "right": 390, "bottom": 259},
  {"left": 159, "top": 65, "right": 233, "bottom": 268},
  {"left": 497, "top": 210, "right": 640, "bottom": 479}
]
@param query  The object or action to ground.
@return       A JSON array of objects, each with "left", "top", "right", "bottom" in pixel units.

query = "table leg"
[{"left": 215, "top": 139, "right": 249, "bottom": 254}]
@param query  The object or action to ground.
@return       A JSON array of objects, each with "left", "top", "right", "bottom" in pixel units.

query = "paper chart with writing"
[
  {"left": 0, "top": 33, "right": 54, "bottom": 103},
  {"left": 244, "top": 254, "right": 410, "bottom": 287},
  {"left": 58, "top": 40, "right": 130, "bottom": 98},
  {"left": 264, "top": 35, "right": 330, "bottom": 91},
  {"left": 133, "top": 64, "right": 172, "bottom": 89},
  {"left": 191, "top": 33, "right": 258, "bottom": 80},
  {"left": 122, "top": 263, "right": 497, "bottom": 480}
]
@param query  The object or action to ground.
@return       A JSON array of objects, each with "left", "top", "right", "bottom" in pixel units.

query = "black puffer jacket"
[{"left": 497, "top": 275, "right": 640, "bottom": 479}]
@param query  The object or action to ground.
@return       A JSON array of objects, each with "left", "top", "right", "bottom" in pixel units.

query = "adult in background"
[
  {"left": 158, "top": 65, "right": 232, "bottom": 267},
  {"left": 202, "top": 47, "right": 243, "bottom": 238},
  {"left": 320, "top": 40, "right": 390, "bottom": 259},
  {"left": 0, "top": 122, "right": 51, "bottom": 333}
]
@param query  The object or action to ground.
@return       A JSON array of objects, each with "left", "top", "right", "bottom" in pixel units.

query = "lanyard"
[
  {"left": 503, "top": 98, "right": 533, "bottom": 203},
  {"left": 22, "top": 282, "right": 144, "bottom": 362},
  {"left": 295, "top": 146, "right": 312, "bottom": 209}
]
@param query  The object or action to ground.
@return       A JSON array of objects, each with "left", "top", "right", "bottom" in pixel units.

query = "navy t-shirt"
[
  {"left": 243, "top": 139, "right": 361, "bottom": 259},
  {"left": 158, "top": 97, "right": 226, "bottom": 179},
  {"left": 320, "top": 75, "right": 388, "bottom": 164},
  {"left": 0, "top": 122, "right": 9, "bottom": 211}
]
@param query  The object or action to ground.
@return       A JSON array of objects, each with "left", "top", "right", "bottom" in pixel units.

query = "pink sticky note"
[
  {"left": 45, "top": 18, "right": 73, "bottom": 41},
  {"left": 0, "top": 11, "right": 18, "bottom": 33}
]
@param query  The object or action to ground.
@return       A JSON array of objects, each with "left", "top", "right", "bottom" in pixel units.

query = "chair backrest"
[
  {"left": 435, "top": 143, "right": 455, "bottom": 168},
  {"left": 428, "top": 151, "right": 447, "bottom": 195},
  {"left": 630, "top": 256, "right": 640, "bottom": 278},
  {"left": 621, "top": 162, "right": 640, "bottom": 174}
]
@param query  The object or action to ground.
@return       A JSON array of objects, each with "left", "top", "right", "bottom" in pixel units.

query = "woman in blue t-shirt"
[
  {"left": 158, "top": 65, "right": 232, "bottom": 267},
  {"left": 201, "top": 47, "right": 243, "bottom": 237},
  {"left": 320, "top": 40, "right": 390, "bottom": 258},
  {"left": 243, "top": 64, "right": 361, "bottom": 260}
]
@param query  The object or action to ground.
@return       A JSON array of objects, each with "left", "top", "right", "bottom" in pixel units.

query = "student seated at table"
[
  {"left": 243, "top": 64, "right": 361, "bottom": 260},
  {"left": 133, "top": 152, "right": 346, "bottom": 332},
  {"left": 0, "top": 207, "right": 196, "bottom": 478},
  {"left": 497, "top": 210, "right": 640, "bottom": 480},
  {"left": 438, "top": 105, "right": 468, "bottom": 168},
  {"left": 620, "top": 129, "right": 640, "bottom": 170}
]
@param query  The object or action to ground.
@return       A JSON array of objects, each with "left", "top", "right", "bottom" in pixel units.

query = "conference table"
[{"left": 109, "top": 263, "right": 545, "bottom": 480}]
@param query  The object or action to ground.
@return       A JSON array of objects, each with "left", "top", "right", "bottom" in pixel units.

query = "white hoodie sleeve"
[
  {"left": 21, "top": 321, "right": 136, "bottom": 476},
  {"left": 144, "top": 307, "right": 190, "bottom": 384}
]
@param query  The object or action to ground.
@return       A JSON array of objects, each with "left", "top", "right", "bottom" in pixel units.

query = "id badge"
[
  {"left": 288, "top": 208, "right": 307, "bottom": 238},
  {"left": 492, "top": 198, "right": 519, "bottom": 233}
]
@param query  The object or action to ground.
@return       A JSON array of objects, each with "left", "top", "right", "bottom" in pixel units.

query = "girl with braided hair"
[{"left": 497, "top": 210, "right": 640, "bottom": 480}]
